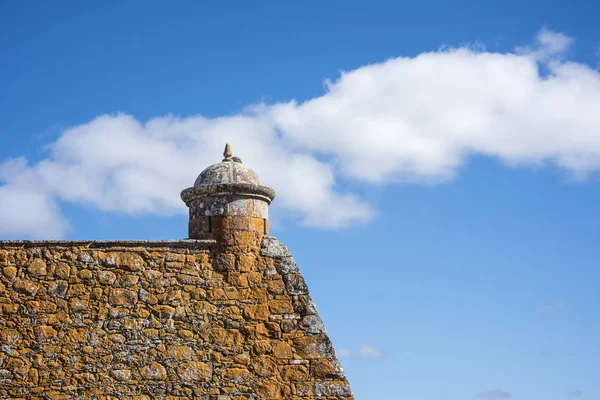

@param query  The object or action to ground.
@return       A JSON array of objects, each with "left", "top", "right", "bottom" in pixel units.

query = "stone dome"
[
  {"left": 193, "top": 143, "right": 262, "bottom": 186},
  {"left": 194, "top": 159, "right": 261, "bottom": 186}
]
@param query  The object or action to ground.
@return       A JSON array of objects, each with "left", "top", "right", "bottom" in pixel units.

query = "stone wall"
[{"left": 0, "top": 236, "right": 353, "bottom": 399}]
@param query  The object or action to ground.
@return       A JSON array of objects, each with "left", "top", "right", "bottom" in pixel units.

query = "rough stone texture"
[
  {"left": 0, "top": 234, "right": 353, "bottom": 399},
  {"left": 181, "top": 184, "right": 275, "bottom": 241}
]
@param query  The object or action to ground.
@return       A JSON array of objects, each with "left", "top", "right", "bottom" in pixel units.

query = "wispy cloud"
[
  {"left": 516, "top": 27, "right": 574, "bottom": 60},
  {"left": 337, "top": 348, "right": 353, "bottom": 359},
  {"left": 358, "top": 344, "right": 385, "bottom": 359},
  {"left": 3, "top": 28, "right": 600, "bottom": 238},
  {"left": 476, "top": 390, "right": 512, "bottom": 399},
  {"left": 538, "top": 302, "right": 567, "bottom": 313},
  {"left": 337, "top": 344, "right": 385, "bottom": 360}
]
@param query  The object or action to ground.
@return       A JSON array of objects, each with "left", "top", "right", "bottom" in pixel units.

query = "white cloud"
[
  {"left": 272, "top": 29, "right": 600, "bottom": 184},
  {"left": 476, "top": 390, "right": 512, "bottom": 399},
  {"left": 1, "top": 113, "right": 372, "bottom": 238},
  {"left": 358, "top": 344, "right": 385, "bottom": 359},
  {"left": 2, "top": 28, "right": 600, "bottom": 238},
  {"left": 336, "top": 344, "right": 385, "bottom": 360},
  {"left": 516, "top": 27, "right": 574, "bottom": 60},
  {"left": 0, "top": 157, "right": 69, "bottom": 239}
]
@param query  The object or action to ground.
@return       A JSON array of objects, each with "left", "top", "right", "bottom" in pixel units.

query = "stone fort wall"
[{"left": 0, "top": 234, "right": 353, "bottom": 399}]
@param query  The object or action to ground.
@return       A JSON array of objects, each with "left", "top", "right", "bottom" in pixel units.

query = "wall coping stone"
[{"left": 0, "top": 239, "right": 216, "bottom": 248}]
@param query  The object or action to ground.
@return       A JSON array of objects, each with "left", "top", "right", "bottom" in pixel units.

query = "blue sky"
[{"left": 2, "top": 1, "right": 600, "bottom": 399}]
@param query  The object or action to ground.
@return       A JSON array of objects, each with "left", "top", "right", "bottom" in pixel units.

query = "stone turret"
[
  {"left": 181, "top": 144, "right": 276, "bottom": 242},
  {"left": 0, "top": 143, "right": 355, "bottom": 399}
]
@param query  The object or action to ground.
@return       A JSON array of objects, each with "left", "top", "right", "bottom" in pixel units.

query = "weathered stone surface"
[
  {"left": 300, "top": 314, "right": 326, "bottom": 334},
  {"left": 167, "top": 344, "right": 193, "bottom": 360},
  {"left": 0, "top": 235, "right": 352, "bottom": 398},
  {"left": 27, "top": 258, "right": 47, "bottom": 276},
  {"left": 315, "top": 381, "right": 354, "bottom": 397},
  {"left": 108, "top": 288, "right": 137, "bottom": 306},
  {"left": 177, "top": 361, "right": 211, "bottom": 382},
  {"left": 312, "top": 359, "right": 346, "bottom": 380},
  {"left": 269, "top": 298, "right": 294, "bottom": 314},
  {"left": 97, "top": 270, "right": 116, "bottom": 284},
  {"left": 110, "top": 369, "right": 132, "bottom": 381},
  {"left": 47, "top": 280, "right": 68, "bottom": 297},
  {"left": 54, "top": 263, "right": 70, "bottom": 279},
  {"left": 294, "top": 334, "right": 336, "bottom": 359},
  {"left": 13, "top": 278, "right": 39, "bottom": 296},
  {"left": 273, "top": 341, "right": 293, "bottom": 359},
  {"left": 140, "top": 362, "right": 167, "bottom": 380},
  {"left": 283, "top": 274, "right": 309, "bottom": 295},
  {"left": 260, "top": 236, "right": 291, "bottom": 258},
  {"left": 244, "top": 304, "right": 269, "bottom": 321},
  {"left": 34, "top": 325, "right": 57, "bottom": 339},
  {"left": 3, "top": 266, "right": 17, "bottom": 278},
  {"left": 281, "top": 365, "right": 309, "bottom": 382},
  {"left": 277, "top": 256, "right": 300, "bottom": 274}
]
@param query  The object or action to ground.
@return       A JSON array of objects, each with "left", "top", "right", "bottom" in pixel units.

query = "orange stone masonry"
[{"left": 0, "top": 144, "right": 354, "bottom": 399}]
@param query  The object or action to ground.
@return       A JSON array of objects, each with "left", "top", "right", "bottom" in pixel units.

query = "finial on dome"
[{"left": 223, "top": 143, "right": 232, "bottom": 161}]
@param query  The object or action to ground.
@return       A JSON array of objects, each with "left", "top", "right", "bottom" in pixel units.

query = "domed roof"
[
  {"left": 182, "top": 143, "right": 275, "bottom": 208},
  {"left": 193, "top": 144, "right": 262, "bottom": 186}
]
